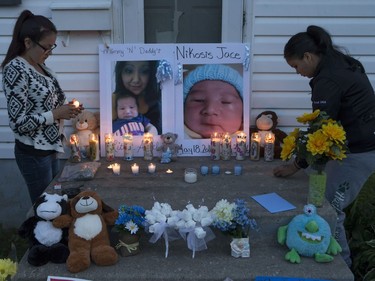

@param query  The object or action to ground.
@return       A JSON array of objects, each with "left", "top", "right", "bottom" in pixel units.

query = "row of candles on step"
[
  {"left": 109, "top": 162, "right": 159, "bottom": 175},
  {"left": 108, "top": 163, "right": 241, "bottom": 184},
  {"left": 69, "top": 131, "right": 275, "bottom": 162},
  {"left": 211, "top": 131, "right": 275, "bottom": 161}
]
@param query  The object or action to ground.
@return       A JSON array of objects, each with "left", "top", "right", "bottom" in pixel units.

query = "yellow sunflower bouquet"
[{"left": 281, "top": 109, "right": 347, "bottom": 173}]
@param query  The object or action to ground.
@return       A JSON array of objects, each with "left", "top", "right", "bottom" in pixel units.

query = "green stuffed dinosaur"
[{"left": 277, "top": 204, "right": 342, "bottom": 263}]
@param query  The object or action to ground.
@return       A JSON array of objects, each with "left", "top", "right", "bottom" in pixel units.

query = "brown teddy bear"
[
  {"left": 250, "top": 111, "right": 287, "bottom": 159},
  {"left": 53, "top": 190, "right": 118, "bottom": 273},
  {"left": 156, "top": 132, "right": 179, "bottom": 163},
  {"left": 72, "top": 110, "right": 100, "bottom": 156}
]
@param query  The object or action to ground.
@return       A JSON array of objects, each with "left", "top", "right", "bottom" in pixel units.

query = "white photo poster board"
[
  {"left": 99, "top": 43, "right": 250, "bottom": 157},
  {"left": 99, "top": 44, "right": 175, "bottom": 157},
  {"left": 175, "top": 43, "right": 250, "bottom": 156}
]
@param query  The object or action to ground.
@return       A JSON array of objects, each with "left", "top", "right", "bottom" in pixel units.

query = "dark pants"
[{"left": 14, "top": 144, "right": 60, "bottom": 204}]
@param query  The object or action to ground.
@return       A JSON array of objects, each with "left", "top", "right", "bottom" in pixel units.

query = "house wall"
[
  {"left": 250, "top": 0, "right": 375, "bottom": 132},
  {"left": 1, "top": 0, "right": 375, "bottom": 227}
]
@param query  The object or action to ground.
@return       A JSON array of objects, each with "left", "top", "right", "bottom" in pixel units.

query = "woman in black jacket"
[{"left": 273, "top": 25, "right": 375, "bottom": 267}]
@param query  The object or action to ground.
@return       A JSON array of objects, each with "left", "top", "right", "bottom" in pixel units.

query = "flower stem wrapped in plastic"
[
  {"left": 175, "top": 204, "right": 215, "bottom": 258},
  {"left": 145, "top": 202, "right": 180, "bottom": 258},
  {"left": 210, "top": 199, "right": 257, "bottom": 258}
]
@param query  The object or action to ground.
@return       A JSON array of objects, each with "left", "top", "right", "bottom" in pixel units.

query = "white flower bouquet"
[
  {"left": 175, "top": 204, "right": 215, "bottom": 258},
  {"left": 144, "top": 202, "right": 181, "bottom": 258}
]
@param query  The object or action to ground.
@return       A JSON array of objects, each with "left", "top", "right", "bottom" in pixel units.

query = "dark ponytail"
[
  {"left": 284, "top": 25, "right": 365, "bottom": 73},
  {"left": 1, "top": 10, "right": 57, "bottom": 69}
]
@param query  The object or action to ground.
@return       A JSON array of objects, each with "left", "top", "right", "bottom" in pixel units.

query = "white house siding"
[
  {"left": 0, "top": 0, "right": 105, "bottom": 159},
  {"left": 250, "top": 0, "right": 375, "bottom": 133},
  {"left": 1, "top": 0, "right": 375, "bottom": 159}
]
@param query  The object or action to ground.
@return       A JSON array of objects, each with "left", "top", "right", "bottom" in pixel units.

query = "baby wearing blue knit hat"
[{"left": 183, "top": 64, "right": 243, "bottom": 139}]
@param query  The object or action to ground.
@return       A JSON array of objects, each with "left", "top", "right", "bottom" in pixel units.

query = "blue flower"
[
  {"left": 115, "top": 204, "right": 146, "bottom": 234},
  {"left": 211, "top": 199, "right": 257, "bottom": 238}
]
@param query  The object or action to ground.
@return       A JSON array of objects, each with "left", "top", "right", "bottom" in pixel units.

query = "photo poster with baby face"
[
  {"left": 98, "top": 43, "right": 250, "bottom": 158},
  {"left": 174, "top": 43, "right": 251, "bottom": 156},
  {"left": 98, "top": 44, "right": 176, "bottom": 157}
]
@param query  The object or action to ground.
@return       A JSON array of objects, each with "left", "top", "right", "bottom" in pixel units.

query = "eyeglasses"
[{"left": 33, "top": 41, "right": 57, "bottom": 53}]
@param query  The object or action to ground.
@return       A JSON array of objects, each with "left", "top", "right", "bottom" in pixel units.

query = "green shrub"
[{"left": 345, "top": 173, "right": 375, "bottom": 281}]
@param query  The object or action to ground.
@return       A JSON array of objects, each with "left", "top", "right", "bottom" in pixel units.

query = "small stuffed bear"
[
  {"left": 250, "top": 110, "right": 287, "bottom": 159},
  {"left": 72, "top": 110, "right": 100, "bottom": 156},
  {"left": 157, "top": 132, "right": 179, "bottom": 163},
  {"left": 277, "top": 204, "right": 342, "bottom": 263},
  {"left": 18, "top": 193, "right": 70, "bottom": 266},
  {"left": 53, "top": 190, "right": 118, "bottom": 273}
]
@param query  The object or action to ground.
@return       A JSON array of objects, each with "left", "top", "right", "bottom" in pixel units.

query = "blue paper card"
[
  {"left": 255, "top": 277, "right": 331, "bottom": 281},
  {"left": 251, "top": 192, "right": 296, "bottom": 213}
]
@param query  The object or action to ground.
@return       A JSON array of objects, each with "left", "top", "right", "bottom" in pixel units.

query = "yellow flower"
[
  {"left": 280, "top": 135, "right": 296, "bottom": 160},
  {"left": 327, "top": 144, "right": 347, "bottom": 160},
  {"left": 281, "top": 110, "right": 347, "bottom": 168},
  {"left": 0, "top": 258, "right": 17, "bottom": 281},
  {"left": 322, "top": 122, "right": 346, "bottom": 144},
  {"left": 296, "top": 109, "right": 320, "bottom": 124},
  {"left": 306, "top": 130, "right": 331, "bottom": 155},
  {"left": 289, "top": 128, "right": 300, "bottom": 138}
]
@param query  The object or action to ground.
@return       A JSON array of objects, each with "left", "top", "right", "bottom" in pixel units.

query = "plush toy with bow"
[
  {"left": 53, "top": 190, "right": 118, "bottom": 273},
  {"left": 18, "top": 193, "right": 70, "bottom": 266}
]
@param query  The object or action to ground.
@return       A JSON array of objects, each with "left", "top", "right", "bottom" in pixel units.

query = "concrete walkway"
[{"left": 14, "top": 157, "right": 354, "bottom": 281}]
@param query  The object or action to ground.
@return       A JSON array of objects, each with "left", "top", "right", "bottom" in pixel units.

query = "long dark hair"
[
  {"left": 284, "top": 25, "right": 365, "bottom": 72},
  {"left": 114, "top": 60, "right": 160, "bottom": 105},
  {"left": 1, "top": 10, "right": 57, "bottom": 68}
]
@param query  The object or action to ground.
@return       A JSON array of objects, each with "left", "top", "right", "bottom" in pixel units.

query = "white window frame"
[{"left": 113, "top": 0, "right": 244, "bottom": 43}]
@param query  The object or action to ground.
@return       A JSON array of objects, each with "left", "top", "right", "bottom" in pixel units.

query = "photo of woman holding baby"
[{"left": 113, "top": 60, "right": 162, "bottom": 135}]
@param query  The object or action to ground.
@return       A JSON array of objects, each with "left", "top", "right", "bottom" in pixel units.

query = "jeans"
[
  {"left": 324, "top": 150, "right": 375, "bottom": 267},
  {"left": 14, "top": 145, "right": 60, "bottom": 204}
]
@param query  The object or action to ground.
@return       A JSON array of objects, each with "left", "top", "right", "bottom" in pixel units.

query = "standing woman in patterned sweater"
[{"left": 1, "top": 10, "right": 82, "bottom": 203}]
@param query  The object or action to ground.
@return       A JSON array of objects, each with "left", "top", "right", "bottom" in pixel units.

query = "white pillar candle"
[
  {"left": 72, "top": 99, "right": 80, "bottom": 108},
  {"left": 210, "top": 132, "right": 221, "bottom": 160},
  {"left": 69, "top": 134, "right": 81, "bottom": 163},
  {"left": 112, "top": 163, "right": 121, "bottom": 175},
  {"left": 89, "top": 133, "right": 100, "bottom": 161},
  {"left": 264, "top": 132, "right": 275, "bottom": 162},
  {"left": 148, "top": 163, "right": 156, "bottom": 174},
  {"left": 220, "top": 132, "right": 232, "bottom": 160},
  {"left": 131, "top": 163, "right": 139, "bottom": 175},
  {"left": 184, "top": 168, "right": 197, "bottom": 183},
  {"left": 123, "top": 133, "right": 133, "bottom": 161},
  {"left": 235, "top": 131, "right": 247, "bottom": 160},
  {"left": 105, "top": 133, "right": 115, "bottom": 162},
  {"left": 250, "top": 132, "right": 261, "bottom": 161},
  {"left": 143, "top": 133, "right": 154, "bottom": 161}
]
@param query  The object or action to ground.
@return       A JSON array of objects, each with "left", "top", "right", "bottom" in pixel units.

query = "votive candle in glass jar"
[
  {"left": 184, "top": 168, "right": 197, "bottom": 183},
  {"left": 211, "top": 165, "right": 220, "bottom": 175}
]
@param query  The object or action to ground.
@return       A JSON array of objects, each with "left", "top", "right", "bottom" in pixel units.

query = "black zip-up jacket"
[{"left": 297, "top": 55, "right": 375, "bottom": 168}]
